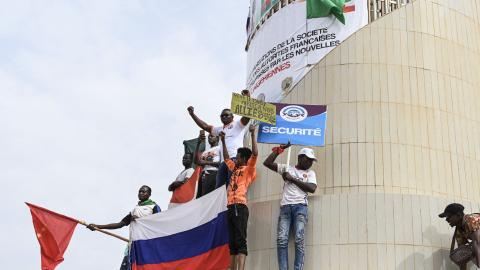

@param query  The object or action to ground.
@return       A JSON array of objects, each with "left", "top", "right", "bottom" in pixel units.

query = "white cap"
[{"left": 298, "top": 148, "right": 317, "bottom": 161}]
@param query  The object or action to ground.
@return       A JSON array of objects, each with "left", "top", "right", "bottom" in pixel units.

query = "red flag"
[
  {"left": 170, "top": 167, "right": 202, "bottom": 204},
  {"left": 26, "top": 203, "right": 78, "bottom": 270}
]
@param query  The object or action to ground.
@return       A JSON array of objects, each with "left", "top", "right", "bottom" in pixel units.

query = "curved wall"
[{"left": 247, "top": 0, "right": 480, "bottom": 269}]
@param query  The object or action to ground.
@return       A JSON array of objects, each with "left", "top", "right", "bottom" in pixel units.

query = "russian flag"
[{"left": 130, "top": 187, "right": 230, "bottom": 270}]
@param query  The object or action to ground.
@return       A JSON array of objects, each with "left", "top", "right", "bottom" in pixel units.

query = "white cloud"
[{"left": 0, "top": 1, "right": 249, "bottom": 268}]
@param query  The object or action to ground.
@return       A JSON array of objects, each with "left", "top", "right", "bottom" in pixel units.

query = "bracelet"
[{"left": 272, "top": 147, "right": 284, "bottom": 154}]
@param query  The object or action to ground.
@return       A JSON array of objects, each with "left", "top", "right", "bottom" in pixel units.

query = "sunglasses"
[{"left": 220, "top": 114, "right": 231, "bottom": 118}]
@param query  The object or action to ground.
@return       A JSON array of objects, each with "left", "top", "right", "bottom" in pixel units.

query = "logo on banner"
[{"left": 280, "top": 105, "right": 308, "bottom": 122}]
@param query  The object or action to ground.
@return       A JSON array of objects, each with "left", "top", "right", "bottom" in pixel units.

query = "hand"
[
  {"left": 282, "top": 172, "right": 293, "bottom": 182},
  {"left": 87, "top": 224, "right": 97, "bottom": 231},
  {"left": 249, "top": 124, "right": 256, "bottom": 133},
  {"left": 241, "top": 89, "right": 251, "bottom": 97},
  {"left": 198, "top": 130, "right": 206, "bottom": 141},
  {"left": 187, "top": 106, "right": 194, "bottom": 116},
  {"left": 219, "top": 131, "right": 226, "bottom": 141},
  {"left": 280, "top": 141, "right": 291, "bottom": 150}
]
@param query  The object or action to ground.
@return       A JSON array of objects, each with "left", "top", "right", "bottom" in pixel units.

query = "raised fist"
[{"left": 187, "top": 106, "right": 194, "bottom": 115}]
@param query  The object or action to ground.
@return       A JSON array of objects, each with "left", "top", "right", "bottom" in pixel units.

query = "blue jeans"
[
  {"left": 277, "top": 204, "right": 308, "bottom": 270},
  {"left": 215, "top": 159, "right": 234, "bottom": 189}
]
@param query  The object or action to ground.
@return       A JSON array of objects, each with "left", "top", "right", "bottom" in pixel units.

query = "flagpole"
[
  {"left": 286, "top": 147, "right": 292, "bottom": 166},
  {"left": 77, "top": 220, "right": 129, "bottom": 242}
]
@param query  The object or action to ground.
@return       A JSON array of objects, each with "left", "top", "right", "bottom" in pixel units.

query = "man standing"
[
  {"left": 439, "top": 203, "right": 480, "bottom": 269},
  {"left": 187, "top": 90, "right": 251, "bottom": 189},
  {"left": 194, "top": 130, "right": 221, "bottom": 197},
  {"left": 263, "top": 143, "right": 317, "bottom": 270},
  {"left": 87, "top": 185, "right": 161, "bottom": 270},
  {"left": 168, "top": 153, "right": 194, "bottom": 192},
  {"left": 220, "top": 125, "right": 258, "bottom": 270}
]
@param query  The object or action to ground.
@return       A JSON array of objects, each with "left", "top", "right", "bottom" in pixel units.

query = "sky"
[{"left": 0, "top": 1, "right": 250, "bottom": 269}]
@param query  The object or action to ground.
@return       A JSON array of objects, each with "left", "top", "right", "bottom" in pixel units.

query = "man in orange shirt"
[{"left": 219, "top": 124, "right": 257, "bottom": 270}]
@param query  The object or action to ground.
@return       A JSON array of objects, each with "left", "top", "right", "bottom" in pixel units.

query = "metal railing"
[{"left": 246, "top": 0, "right": 413, "bottom": 50}]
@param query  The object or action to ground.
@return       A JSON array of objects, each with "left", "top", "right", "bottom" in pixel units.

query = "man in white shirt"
[
  {"left": 168, "top": 153, "right": 195, "bottom": 191},
  {"left": 187, "top": 90, "right": 251, "bottom": 188},
  {"left": 263, "top": 143, "right": 317, "bottom": 270}
]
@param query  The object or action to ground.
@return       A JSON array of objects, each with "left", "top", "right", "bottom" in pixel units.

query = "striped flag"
[{"left": 130, "top": 187, "right": 230, "bottom": 270}]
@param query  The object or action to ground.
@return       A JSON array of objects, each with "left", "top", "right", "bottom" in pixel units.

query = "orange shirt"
[{"left": 226, "top": 155, "right": 257, "bottom": 205}]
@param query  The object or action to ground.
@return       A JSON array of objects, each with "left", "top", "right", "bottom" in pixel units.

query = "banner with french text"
[
  {"left": 231, "top": 93, "right": 277, "bottom": 125},
  {"left": 246, "top": 0, "right": 367, "bottom": 102},
  {"left": 258, "top": 103, "right": 327, "bottom": 147}
]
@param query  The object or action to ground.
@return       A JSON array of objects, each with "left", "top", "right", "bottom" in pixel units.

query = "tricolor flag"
[
  {"left": 307, "top": 0, "right": 349, "bottom": 24},
  {"left": 130, "top": 187, "right": 230, "bottom": 270},
  {"left": 169, "top": 167, "right": 202, "bottom": 209}
]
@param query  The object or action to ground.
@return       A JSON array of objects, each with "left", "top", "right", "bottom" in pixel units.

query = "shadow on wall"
[{"left": 396, "top": 226, "right": 475, "bottom": 270}]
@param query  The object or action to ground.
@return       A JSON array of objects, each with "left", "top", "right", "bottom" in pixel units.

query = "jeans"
[
  {"left": 277, "top": 204, "right": 308, "bottom": 270},
  {"left": 215, "top": 159, "right": 234, "bottom": 189}
]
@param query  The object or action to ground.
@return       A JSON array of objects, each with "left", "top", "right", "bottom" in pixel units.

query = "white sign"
[{"left": 246, "top": 0, "right": 368, "bottom": 102}]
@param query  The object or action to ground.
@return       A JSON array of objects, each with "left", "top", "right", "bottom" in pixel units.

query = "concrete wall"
[{"left": 246, "top": 0, "right": 480, "bottom": 269}]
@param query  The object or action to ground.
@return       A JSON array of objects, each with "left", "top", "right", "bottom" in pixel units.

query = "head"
[
  {"left": 182, "top": 153, "right": 193, "bottom": 168},
  {"left": 235, "top": 147, "right": 253, "bottom": 166},
  {"left": 296, "top": 148, "right": 316, "bottom": 170},
  {"left": 208, "top": 133, "right": 219, "bottom": 147},
  {"left": 220, "top": 109, "right": 234, "bottom": 125},
  {"left": 138, "top": 185, "right": 152, "bottom": 202},
  {"left": 439, "top": 203, "right": 465, "bottom": 227}
]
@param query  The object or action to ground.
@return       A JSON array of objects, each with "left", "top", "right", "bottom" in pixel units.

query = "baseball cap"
[
  {"left": 438, "top": 203, "right": 465, "bottom": 218},
  {"left": 298, "top": 148, "right": 317, "bottom": 161}
]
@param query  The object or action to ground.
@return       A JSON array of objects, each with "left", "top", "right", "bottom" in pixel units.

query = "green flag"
[{"left": 307, "top": 0, "right": 346, "bottom": 24}]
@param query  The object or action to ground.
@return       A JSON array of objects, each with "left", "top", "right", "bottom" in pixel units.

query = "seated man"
[
  {"left": 220, "top": 124, "right": 257, "bottom": 270},
  {"left": 168, "top": 153, "right": 194, "bottom": 192},
  {"left": 87, "top": 185, "right": 161, "bottom": 270},
  {"left": 194, "top": 130, "right": 221, "bottom": 197},
  {"left": 439, "top": 203, "right": 480, "bottom": 269}
]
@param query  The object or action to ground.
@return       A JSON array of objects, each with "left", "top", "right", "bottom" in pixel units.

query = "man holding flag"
[{"left": 87, "top": 185, "right": 161, "bottom": 270}]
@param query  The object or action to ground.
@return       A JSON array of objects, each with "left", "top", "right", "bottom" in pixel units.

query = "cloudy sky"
[{"left": 0, "top": 1, "right": 249, "bottom": 268}]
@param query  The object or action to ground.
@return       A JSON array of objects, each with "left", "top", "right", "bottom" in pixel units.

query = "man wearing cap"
[
  {"left": 263, "top": 142, "right": 317, "bottom": 270},
  {"left": 439, "top": 203, "right": 480, "bottom": 269}
]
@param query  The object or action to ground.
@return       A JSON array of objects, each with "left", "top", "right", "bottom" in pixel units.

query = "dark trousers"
[
  {"left": 227, "top": 204, "right": 249, "bottom": 255},
  {"left": 196, "top": 170, "right": 218, "bottom": 198},
  {"left": 216, "top": 159, "right": 235, "bottom": 189}
]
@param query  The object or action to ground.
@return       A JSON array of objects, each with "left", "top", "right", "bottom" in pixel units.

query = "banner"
[
  {"left": 258, "top": 103, "right": 327, "bottom": 146},
  {"left": 246, "top": 0, "right": 368, "bottom": 102},
  {"left": 231, "top": 93, "right": 276, "bottom": 125}
]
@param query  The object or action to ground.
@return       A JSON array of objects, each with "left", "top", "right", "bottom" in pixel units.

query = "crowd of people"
[{"left": 85, "top": 89, "right": 480, "bottom": 270}]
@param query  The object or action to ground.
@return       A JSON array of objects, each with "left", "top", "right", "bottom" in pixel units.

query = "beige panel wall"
[{"left": 246, "top": 0, "right": 480, "bottom": 269}]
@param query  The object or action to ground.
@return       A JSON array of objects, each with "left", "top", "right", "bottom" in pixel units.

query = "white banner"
[{"left": 246, "top": 0, "right": 368, "bottom": 102}]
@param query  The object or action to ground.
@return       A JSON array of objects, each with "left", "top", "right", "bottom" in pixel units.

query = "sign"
[
  {"left": 258, "top": 103, "right": 327, "bottom": 146},
  {"left": 231, "top": 93, "right": 276, "bottom": 125},
  {"left": 246, "top": 0, "right": 368, "bottom": 102}
]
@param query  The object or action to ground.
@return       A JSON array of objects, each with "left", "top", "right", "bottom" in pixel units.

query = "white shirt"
[
  {"left": 175, "top": 168, "right": 194, "bottom": 183},
  {"left": 200, "top": 145, "right": 221, "bottom": 171},
  {"left": 277, "top": 164, "right": 317, "bottom": 206},
  {"left": 211, "top": 120, "right": 247, "bottom": 158}
]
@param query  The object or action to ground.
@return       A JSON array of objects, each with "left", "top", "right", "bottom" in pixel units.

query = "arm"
[
  {"left": 263, "top": 142, "right": 291, "bottom": 172},
  {"left": 282, "top": 172, "right": 317, "bottom": 193},
  {"left": 472, "top": 230, "right": 480, "bottom": 267},
  {"left": 219, "top": 132, "right": 229, "bottom": 161},
  {"left": 240, "top": 90, "right": 251, "bottom": 126},
  {"left": 249, "top": 125, "right": 258, "bottom": 156},
  {"left": 87, "top": 215, "right": 130, "bottom": 231},
  {"left": 193, "top": 131, "right": 204, "bottom": 166},
  {"left": 187, "top": 106, "right": 211, "bottom": 132},
  {"left": 168, "top": 181, "right": 184, "bottom": 191}
]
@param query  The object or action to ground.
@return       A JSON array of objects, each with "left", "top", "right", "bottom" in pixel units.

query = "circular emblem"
[{"left": 280, "top": 105, "right": 308, "bottom": 122}]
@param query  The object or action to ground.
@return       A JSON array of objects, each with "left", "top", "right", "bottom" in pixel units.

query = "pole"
[
  {"left": 286, "top": 146, "right": 292, "bottom": 166},
  {"left": 77, "top": 220, "right": 129, "bottom": 243}
]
